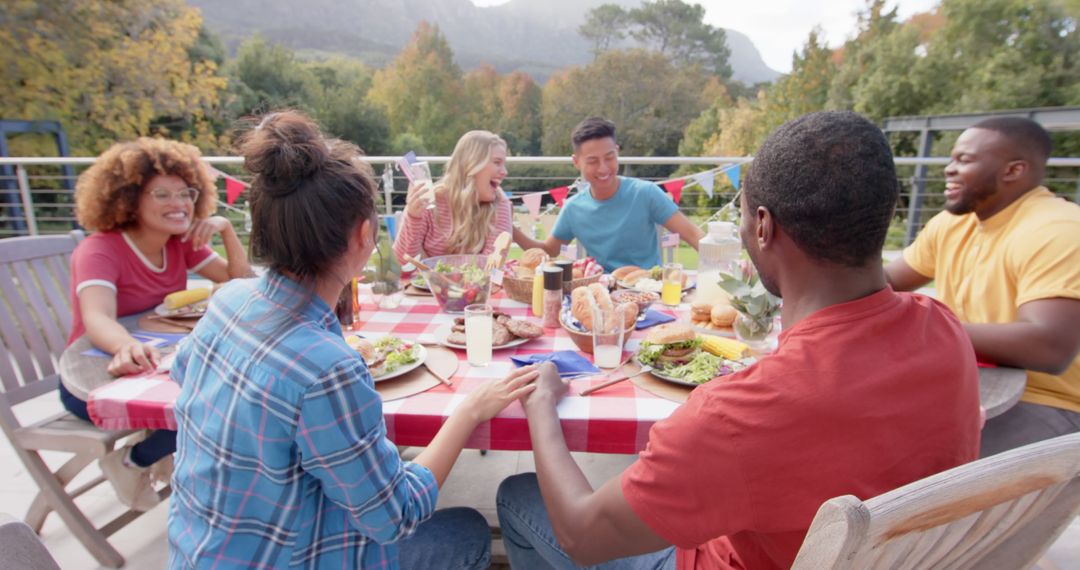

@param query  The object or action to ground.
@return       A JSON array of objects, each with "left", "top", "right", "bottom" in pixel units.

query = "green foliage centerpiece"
[{"left": 717, "top": 269, "right": 781, "bottom": 351}]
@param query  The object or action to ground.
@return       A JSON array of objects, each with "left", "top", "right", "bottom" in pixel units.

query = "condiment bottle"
[
  {"left": 531, "top": 262, "right": 546, "bottom": 317},
  {"left": 554, "top": 259, "right": 574, "bottom": 294},
  {"left": 542, "top": 266, "right": 563, "bottom": 328}
]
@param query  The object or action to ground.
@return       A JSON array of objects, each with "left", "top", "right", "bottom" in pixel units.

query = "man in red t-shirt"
[{"left": 496, "top": 111, "right": 982, "bottom": 570}]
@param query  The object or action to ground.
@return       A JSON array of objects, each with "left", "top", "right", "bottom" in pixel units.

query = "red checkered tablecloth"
[{"left": 87, "top": 291, "right": 685, "bottom": 454}]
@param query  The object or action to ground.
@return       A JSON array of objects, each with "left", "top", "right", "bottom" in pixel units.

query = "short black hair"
[
  {"left": 745, "top": 110, "right": 897, "bottom": 268},
  {"left": 571, "top": 117, "right": 616, "bottom": 149},
  {"left": 971, "top": 116, "right": 1052, "bottom": 163}
]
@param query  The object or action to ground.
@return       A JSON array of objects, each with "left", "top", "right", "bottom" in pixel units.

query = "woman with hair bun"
[
  {"left": 392, "top": 130, "right": 513, "bottom": 263},
  {"left": 168, "top": 110, "right": 539, "bottom": 569},
  {"left": 66, "top": 137, "right": 251, "bottom": 511}
]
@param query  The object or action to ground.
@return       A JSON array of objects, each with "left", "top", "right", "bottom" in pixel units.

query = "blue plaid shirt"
[{"left": 168, "top": 271, "right": 437, "bottom": 569}]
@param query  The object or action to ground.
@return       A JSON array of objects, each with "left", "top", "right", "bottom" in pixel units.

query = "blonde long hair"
[{"left": 439, "top": 130, "right": 507, "bottom": 254}]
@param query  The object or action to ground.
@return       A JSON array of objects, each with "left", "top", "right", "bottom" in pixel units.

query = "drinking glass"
[
  {"left": 464, "top": 303, "right": 493, "bottom": 367},
  {"left": 591, "top": 305, "right": 625, "bottom": 369},
  {"left": 661, "top": 262, "right": 684, "bottom": 306},
  {"left": 410, "top": 161, "right": 436, "bottom": 210}
]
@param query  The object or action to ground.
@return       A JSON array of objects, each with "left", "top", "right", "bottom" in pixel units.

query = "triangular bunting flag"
[
  {"left": 695, "top": 171, "right": 716, "bottom": 198},
  {"left": 726, "top": 164, "right": 742, "bottom": 191},
  {"left": 225, "top": 175, "right": 247, "bottom": 205},
  {"left": 522, "top": 192, "right": 543, "bottom": 219},
  {"left": 664, "top": 179, "right": 685, "bottom": 204},
  {"left": 550, "top": 186, "right": 569, "bottom": 207}
]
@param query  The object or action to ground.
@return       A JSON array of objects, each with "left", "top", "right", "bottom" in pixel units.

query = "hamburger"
[{"left": 636, "top": 323, "right": 702, "bottom": 367}]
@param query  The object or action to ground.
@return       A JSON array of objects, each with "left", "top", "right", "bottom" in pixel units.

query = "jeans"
[
  {"left": 59, "top": 381, "right": 176, "bottom": 468},
  {"left": 399, "top": 507, "right": 491, "bottom": 570},
  {"left": 496, "top": 473, "right": 677, "bottom": 570},
  {"left": 980, "top": 401, "right": 1080, "bottom": 457}
]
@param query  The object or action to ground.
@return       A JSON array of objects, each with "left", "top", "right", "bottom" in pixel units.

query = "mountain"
[{"left": 187, "top": 0, "right": 781, "bottom": 84}]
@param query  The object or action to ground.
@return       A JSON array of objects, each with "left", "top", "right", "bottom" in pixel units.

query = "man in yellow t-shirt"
[{"left": 886, "top": 117, "right": 1080, "bottom": 457}]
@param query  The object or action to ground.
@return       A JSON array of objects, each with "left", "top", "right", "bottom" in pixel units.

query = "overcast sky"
[{"left": 470, "top": 0, "right": 941, "bottom": 73}]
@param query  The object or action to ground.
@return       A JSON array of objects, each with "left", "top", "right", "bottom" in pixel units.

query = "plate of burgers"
[
  {"left": 634, "top": 322, "right": 750, "bottom": 386},
  {"left": 688, "top": 300, "right": 737, "bottom": 337},
  {"left": 346, "top": 335, "right": 427, "bottom": 382},
  {"left": 611, "top": 265, "right": 695, "bottom": 295}
]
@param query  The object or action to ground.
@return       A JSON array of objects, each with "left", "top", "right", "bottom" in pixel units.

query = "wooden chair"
[
  {"left": 0, "top": 512, "right": 61, "bottom": 570},
  {"left": 792, "top": 433, "right": 1080, "bottom": 569},
  {"left": 0, "top": 231, "right": 163, "bottom": 568}
]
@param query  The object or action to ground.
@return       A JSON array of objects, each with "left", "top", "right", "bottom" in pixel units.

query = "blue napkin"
[
  {"left": 511, "top": 351, "right": 600, "bottom": 377},
  {"left": 636, "top": 308, "right": 677, "bottom": 330}
]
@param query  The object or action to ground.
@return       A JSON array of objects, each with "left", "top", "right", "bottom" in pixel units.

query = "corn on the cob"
[
  {"left": 164, "top": 288, "right": 210, "bottom": 310},
  {"left": 699, "top": 335, "right": 751, "bottom": 359}
]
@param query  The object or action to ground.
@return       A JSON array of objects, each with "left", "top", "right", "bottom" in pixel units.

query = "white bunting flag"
[
  {"left": 695, "top": 171, "right": 716, "bottom": 198},
  {"left": 522, "top": 192, "right": 543, "bottom": 219}
]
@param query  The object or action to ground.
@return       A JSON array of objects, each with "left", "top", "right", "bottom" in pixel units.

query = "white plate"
[
  {"left": 691, "top": 324, "right": 736, "bottom": 338},
  {"left": 370, "top": 342, "right": 427, "bottom": 383},
  {"left": 617, "top": 279, "right": 697, "bottom": 294},
  {"left": 409, "top": 275, "right": 430, "bottom": 291},
  {"left": 153, "top": 300, "right": 208, "bottom": 318},
  {"left": 633, "top": 353, "right": 735, "bottom": 387},
  {"left": 433, "top": 324, "right": 533, "bottom": 351}
]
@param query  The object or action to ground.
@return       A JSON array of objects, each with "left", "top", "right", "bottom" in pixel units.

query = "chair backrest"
[
  {"left": 0, "top": 231, "right": 83, "bottom": 410},
  {"left": 0, "top": 513, "right": 62, "bottom": 570},
  {"left": 792, "top": 433, "right": 1080, "bottom": 570}
]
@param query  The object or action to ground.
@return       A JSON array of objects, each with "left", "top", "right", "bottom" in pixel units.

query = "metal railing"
[{"left": 2, "top": 155, "right": 1079, "bottom": 246}]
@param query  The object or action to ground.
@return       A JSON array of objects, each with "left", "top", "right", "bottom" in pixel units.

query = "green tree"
[
  {"left": 0, "top": 0, "right": 230, "bottom": 154},
  {"left": 367, "top": 22, "right": 466, "bottom": 153},
  {"left": 579, "top": 4, "right": 631, "bottom": 58},
  {"left": 629, "top": 0, "right": 732, "bottom": 78},
  {"left": 227, "top": 34, "right": 311, "bottom": 115},
  {"left": 541, "top": 49, "right": 716, "bottom": 159},
  {"left": 303, "top": 58, "right": 390, "bottom": 154}
]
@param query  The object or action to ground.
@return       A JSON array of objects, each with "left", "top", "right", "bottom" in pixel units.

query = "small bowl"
[
  {"left": 417, "top": 254, "right": 491, "bottom": 313},
  {"left": 610, "top": 289, "right": 659, "bottom": 315}
]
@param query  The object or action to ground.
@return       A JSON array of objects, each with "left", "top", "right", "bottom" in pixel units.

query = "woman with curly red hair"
[{"left": 66, "top": 137, "right": 251, "bottom": 511}]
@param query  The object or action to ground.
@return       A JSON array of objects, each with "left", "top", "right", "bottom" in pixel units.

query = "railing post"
[
  {"left": 904, "top": 128, "right": 934, "bottom": 246},
  {"left": 15, "top": 165, "right": 38, "bottom": 236},
  {"left": 381, "top": 163, "right": 394, "bottom": 216}
]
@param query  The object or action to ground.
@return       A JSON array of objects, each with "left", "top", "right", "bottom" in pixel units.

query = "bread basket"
[{"left": 502, "top": 272, "right": 602, "bottom": 304}]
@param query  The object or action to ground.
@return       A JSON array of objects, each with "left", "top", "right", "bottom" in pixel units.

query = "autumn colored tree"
[
  {"left": 367, "top": 22, "right": 466, "bottom": 154},
  {"left": 461, "top": 67, "right": 541, "bottom": 154},
  {"left": 0, "top": 0, "right": 230, "bottom": 155}
]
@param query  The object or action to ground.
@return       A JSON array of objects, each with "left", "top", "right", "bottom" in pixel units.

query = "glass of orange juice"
[{"left": 661, "top": 263, "right": 683, "bottom": 306}]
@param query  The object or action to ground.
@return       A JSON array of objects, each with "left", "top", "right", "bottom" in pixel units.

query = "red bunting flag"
[
  {"left": 664, "top": 179, "right": 685, "bottom": 204},
  {"left": 225, "top": 175, "right": 247, "bottom": 205},
  {"left": 550, "top": 186, "right": 569, "bottom": 207}
]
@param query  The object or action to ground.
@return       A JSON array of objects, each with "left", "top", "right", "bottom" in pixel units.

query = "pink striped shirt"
[{"left": 393, "top": 191, "right": 513, "bottom": 263}]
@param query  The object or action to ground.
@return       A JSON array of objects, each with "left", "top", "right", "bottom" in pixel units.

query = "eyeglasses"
[{"left": 148, "top": 187, "right": 200, "bottom": 203}]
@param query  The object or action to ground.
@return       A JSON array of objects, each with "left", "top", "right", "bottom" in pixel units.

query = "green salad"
[{"left": 374, "top": 336, "right": 419, "bottom": 373}]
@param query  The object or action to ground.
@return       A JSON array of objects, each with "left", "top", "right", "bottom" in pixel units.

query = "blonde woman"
[{"left": 392, "top": 130, "right": 513, "bottom": 263}]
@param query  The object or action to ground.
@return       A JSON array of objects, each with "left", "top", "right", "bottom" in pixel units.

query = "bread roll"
[
  {"left": 690, "top": 302, "right": 712, "bottom": 321},
  {"left": 588, "top": 283, "right": 613, "bottom": 312},
  {"left": 617, "top": 302, "right": 639, "bottom": 330},
  {"left": 571, "top": 284, "right": 617, "bottom": 331},
  {"left": 520, "top": 248, "right": 548, "bottom": 270},
  {"left": 710, "top": 304, "right": 737, "bottom": 327},
  {"left": 515, "top": 265, "right": 535, "bottom": 279},
  {"left": 611, "top": 265, "right": 641, "bottom": 281},
  {"left": 622, "top": 268, "right": 651, "bottom": 285}
]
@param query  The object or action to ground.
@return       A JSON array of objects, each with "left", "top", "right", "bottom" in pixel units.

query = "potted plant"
[{"left": 717, "top": 266, "right": 782, "bottom": 354}]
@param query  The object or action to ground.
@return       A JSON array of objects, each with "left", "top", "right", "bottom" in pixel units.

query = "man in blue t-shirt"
[{"left": 513, "top": 118, "right": 704, "bottom": 271}]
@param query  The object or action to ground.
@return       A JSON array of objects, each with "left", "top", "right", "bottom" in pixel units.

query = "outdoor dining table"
[{"left": 73, "top": 289, "right": 1028, "bottom": 453}]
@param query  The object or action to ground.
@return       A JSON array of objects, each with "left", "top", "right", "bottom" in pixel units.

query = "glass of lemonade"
[
  {"left": 591, "top": 305, "right": 625, "bottom": 369},
  {"left": 464, "top": 303, "right": 493, "bottom": 366},
  {"left": 661, "top": 262, "right": 684, "bottom": 306}
]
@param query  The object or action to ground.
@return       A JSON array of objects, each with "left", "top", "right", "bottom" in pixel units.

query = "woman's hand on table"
[
  {"left": 183, "top": 215, "right": 233, "bottom": 250},
  {"left": 522, "top": 361, "right": 569, "bottom": 415},
  {"left": 404, "top": 181, "right": 435, "bottom": 218},
  {"left": 107, "top": 340, "right": 161, "bottom": 377},
  {"left": 460, "top": 364, "right": 540, "bottom": 424}
]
